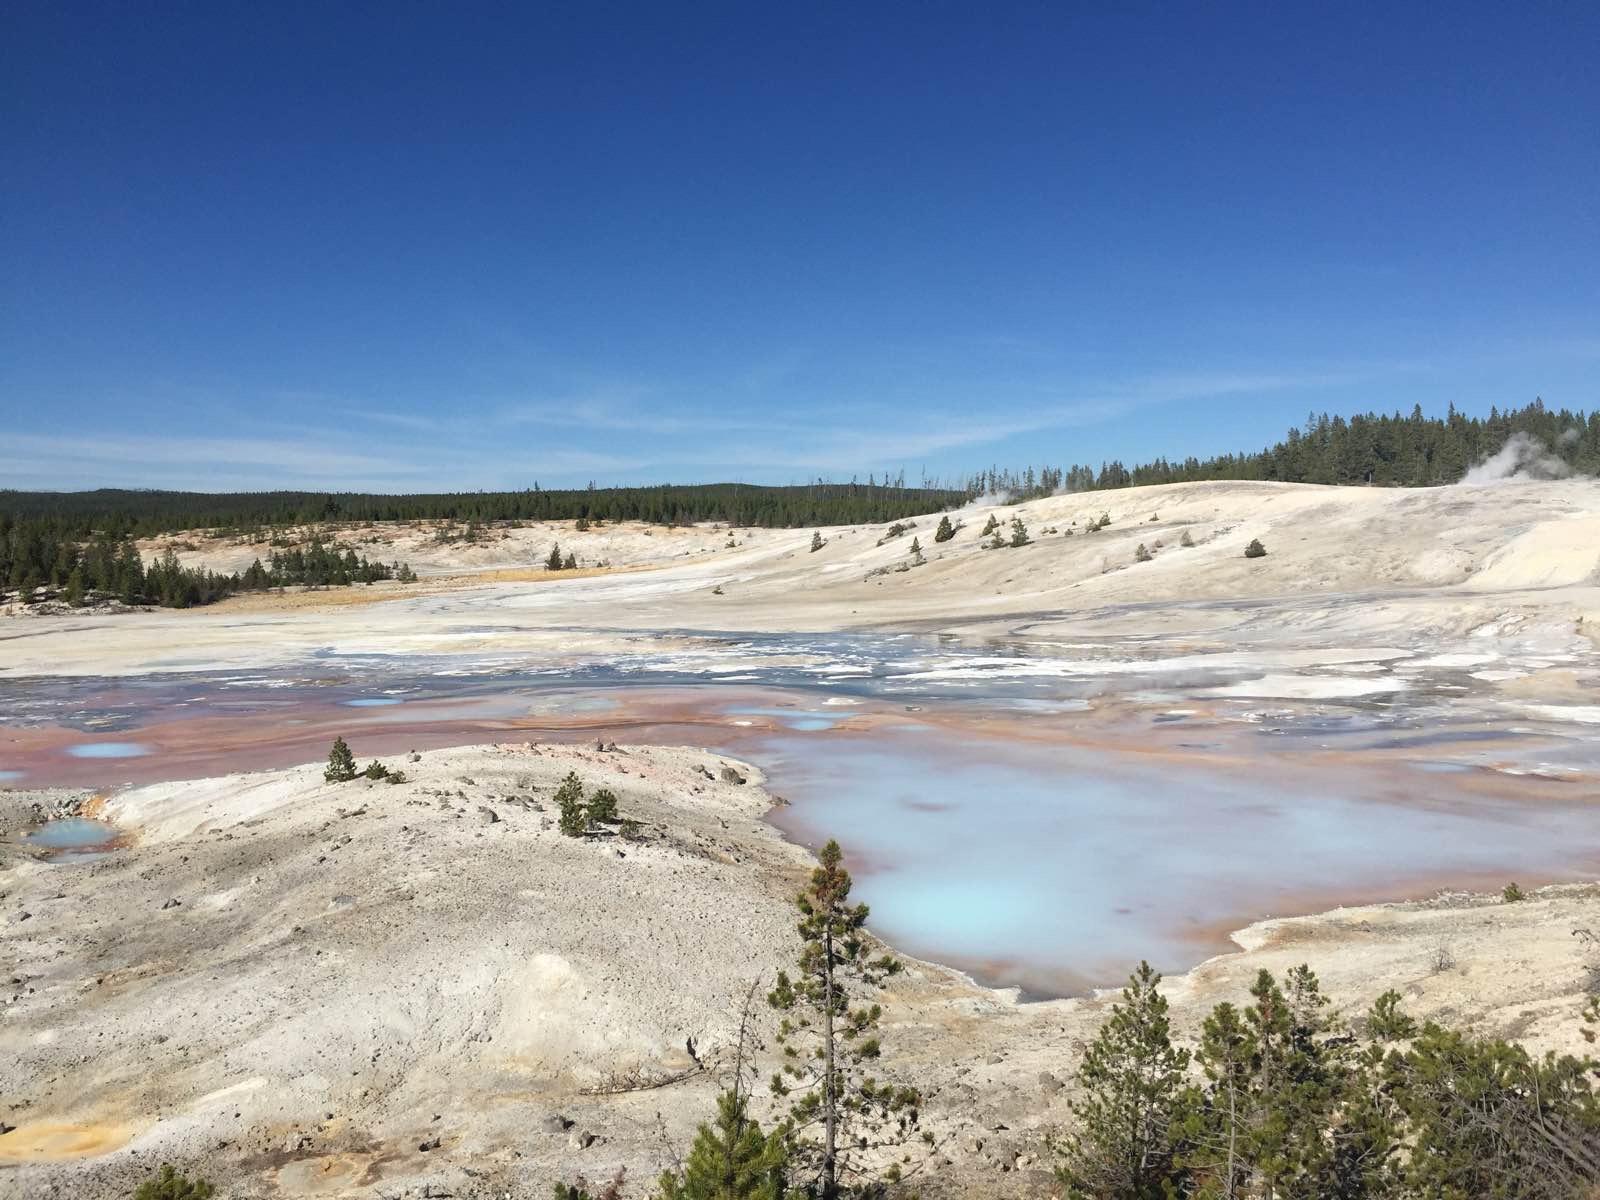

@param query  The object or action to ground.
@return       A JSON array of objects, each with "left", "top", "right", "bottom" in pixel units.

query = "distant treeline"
[
  {"left": 4, "top": 400, "right": 1595, "bottom": 606},
  {"left": 0, "top": 480, "right": 965, "bottom": 537},
  {"left": 0, "top": 527, "right": 413, "bottom": 609},
  {"left": 965, "top": 398, "right": 1598, "bottom": 497}
]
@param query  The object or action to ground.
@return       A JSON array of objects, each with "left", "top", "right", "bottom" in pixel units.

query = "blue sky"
[{"left": 3, "top": 2, "right": 1596, "bottom": 492}]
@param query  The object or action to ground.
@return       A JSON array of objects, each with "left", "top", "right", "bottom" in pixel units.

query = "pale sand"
[
  {"left": 3, "top": 481, "right": 1596, "bottom": 708},
  {"left": 3, "top": 478, "right": 1600, "bottom": 1196},
  {"left": 3, "top": 741, "right": 1598, "bottom": 1198}
]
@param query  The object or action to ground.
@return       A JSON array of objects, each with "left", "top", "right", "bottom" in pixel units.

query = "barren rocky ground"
[
  {"left": 4, "top": 478, "right": 1600, "bottom": 1197},
  {"left": 4, "top": 741, "right": 1597, "bottom": 1198}
]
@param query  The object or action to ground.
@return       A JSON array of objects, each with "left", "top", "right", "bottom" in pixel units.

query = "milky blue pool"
[
  {"left": 760, "top": 729, "right": 1600, "bottom": 996},
  {"left": 25, "top": 817, "right": 121, "bottom": 861},
  {"left": 66, "top": 742, "right": 151, "bottom": 759}
]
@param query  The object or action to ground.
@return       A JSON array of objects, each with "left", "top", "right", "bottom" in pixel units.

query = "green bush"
[
  {"left": 1366, "top": 989, "right": 1418, "bottom": 1041},
  {"left": 363, "top": 760, "right": 390, "bottom": 780},
  {"left": 134, "top": 1165, "right": 214, "bottom": 1200},
  {"left": 1503, "top": 881, "right": 1526, "bottom": 902},
  {"left": 552, "top": 1171, "right": 624, "bottom": 1200},
  {"left": 587, "top": 787, "right": 619, "bottom": 825},
  {"left": 656, "top": 1089, "right": 787, "bottom": 1200},
  {"left": 934, "top": 515, "right": 956, "bottom": 543},
  {"left": 324, "top": 736, "right": 357, "bottom": 783},
  {"left": 1244, "top": 538, "right": 1267, "bottom": 558},
  {"left": 556, "top": 772, "right": 588, "bottom": 836}
]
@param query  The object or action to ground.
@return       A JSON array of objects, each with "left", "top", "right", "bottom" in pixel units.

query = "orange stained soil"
[{"left": 0, "top": 1120, "right": 137, "bottom": 1163}]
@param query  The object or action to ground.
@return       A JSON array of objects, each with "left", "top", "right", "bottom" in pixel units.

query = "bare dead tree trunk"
[
  {"left": 1225, "top": 1083, "right": 1238, "bottom": 1200},
  {"left": 822, "top": 926, "right": 837, "bottom": 1200}
]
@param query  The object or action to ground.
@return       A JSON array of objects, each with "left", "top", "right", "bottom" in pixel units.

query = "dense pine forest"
[
  {"left": 966, "top": 398, "right": 1598, "bottom": 497},
  {"left": 0, "top": 531, "right": 414, "bottom": 610},
  {"left": 3, "top": 400, "right": 1595, "bottom": 611},
  {"left": 0, "top": 480, "right": 962, "bottom": 536}
]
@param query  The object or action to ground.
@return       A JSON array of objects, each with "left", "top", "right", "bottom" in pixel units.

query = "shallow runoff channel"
[{"left": 5, "top": 629, "right": 1600, "bottom": 996}]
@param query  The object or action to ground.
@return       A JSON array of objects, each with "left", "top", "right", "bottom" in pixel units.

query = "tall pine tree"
[
  {"left": 768, "top": 840, "right": 918, "bottom": 1199},
  {"left": 1055, "top": 961, "right": 1190, "bottom": 1199}
]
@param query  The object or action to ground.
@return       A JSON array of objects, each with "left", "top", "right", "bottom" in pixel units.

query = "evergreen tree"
[
  {"left": 768, "top": 840, "right": 918, "bottom": 1199},
  {"left": 934, "top": 515, "right": 955, "bottom": 543},
  {"left": 587, "top": 787, "right": 619, "bottom": 825},
  {"left": 556, "top": 771, "right": 588, "bottom": 836},
  {"left": 1390, "top": 1023, "right": 1600, "bottom": 1198},
  {"left": 1365, "top": 991, "right": 1416, "bottom": 1042},
  {"left": 810, "top": 531, "right": 824, "bottom": 553},
  {"left": 908, "top": 537, "right": 922, "bottom": 560},
  {"left": 1179, "top": 967, "right": 1347, "bottom": 1198},
  {"left": 1244, "top": 539, "right": 1267, "bottom": 559},
  {"left": 1055, "top": 961, "right": 1190, "bottom": 1199},
  {"left": 64, "top": 565, "right": 86, "bottom": 606},
  {"left": 656, "top": 1089, "right": 789, "bottom": 1200},
  {"left": 546, "top": 544, "right": 564, "bottom": 571},
  {"left": 564, "top": 552, "right": 577, "bottom": 570},
  {"left": 324, "top": 736, "right": 357, "bottom": 783},
  {"left": 1009, "top": 516, "right": 1030, "bottom": 547},
  {"left": 981, "top": 514, "right": 1000, "bottom": 536}
]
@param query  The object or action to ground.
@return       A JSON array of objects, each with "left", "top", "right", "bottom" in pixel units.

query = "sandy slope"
[
  {"left": 3, "top": 742, "right": 1596, "bottom": 1198},
  {"left": 3, "top": 479, "right": 1599, "bottom": 1195},
  {"left": 4, "top": 480, "right": 1597, "bottom": 707}
]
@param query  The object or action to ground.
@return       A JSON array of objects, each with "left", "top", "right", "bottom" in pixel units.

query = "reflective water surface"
[{"left": 4, "top": 628, "right": 1598, "bottom": 993}]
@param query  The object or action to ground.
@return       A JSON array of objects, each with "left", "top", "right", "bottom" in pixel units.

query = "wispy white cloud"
[
  {"left": 0, "top": 355, "right": 1451, "bottom": 490},
  {"left": 0, "top": 431, "right": 645, "bottom": 493}
]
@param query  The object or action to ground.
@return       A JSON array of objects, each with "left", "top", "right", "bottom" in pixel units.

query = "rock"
[
  {"left": 161, "top": 898, "right": 182, "bottom": 910},
  {"left": 568, "top": 1129, "right": 596, "bottom": 1150},
  {"left": 476, "top": 807, "right": 499, "bottom": 825},
  {"left": 985, "top": 1052, "right": 1004, "bottom": 1064},
  {"left": 417, "top": 1135, "right": 442, "bottom": 1152},
  {"left": 1038, "top": 1070, "right": 1063, "bottom": 1094},
  {"left": 719, "top": 766, "right": 746, "bottom": 785},
  {"left": 538, "top": 1114, "right": 570, "bottom": 1135}
]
